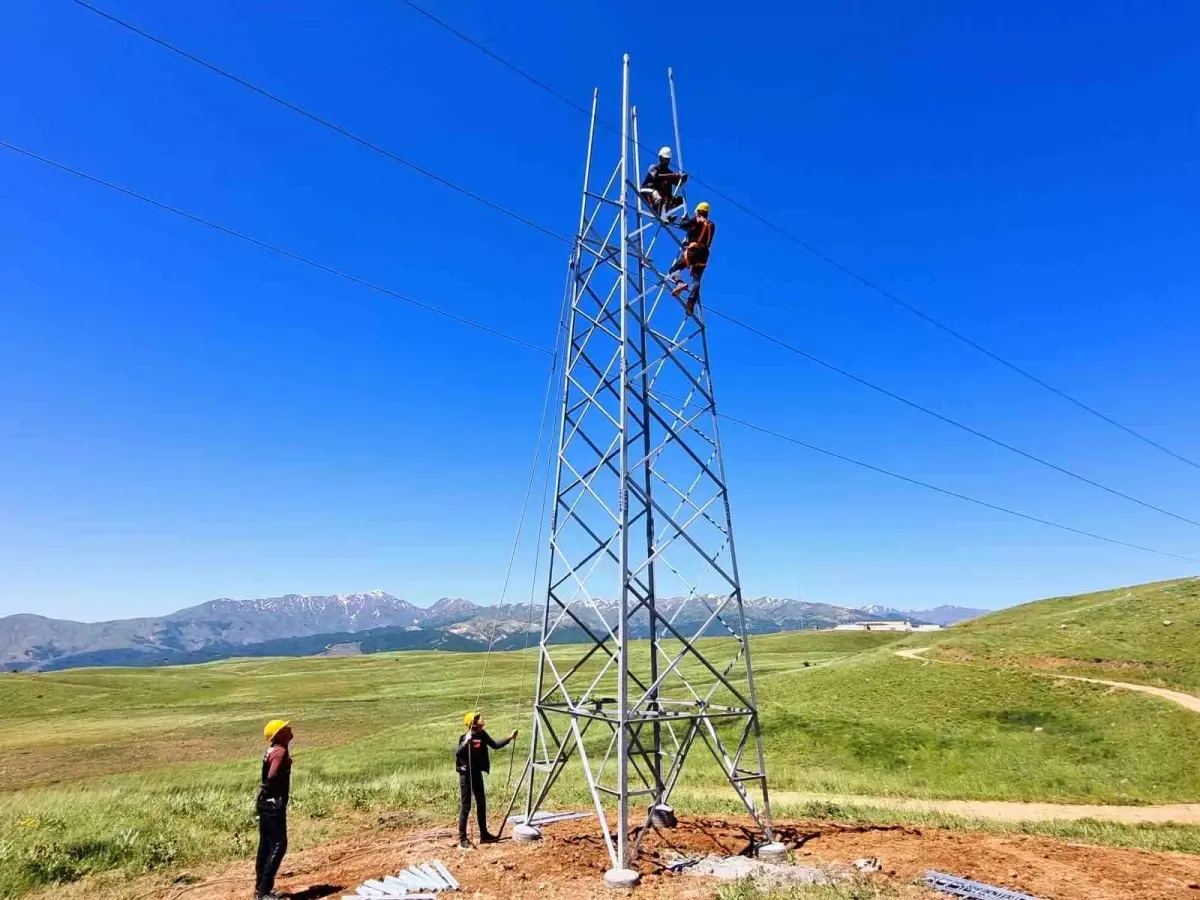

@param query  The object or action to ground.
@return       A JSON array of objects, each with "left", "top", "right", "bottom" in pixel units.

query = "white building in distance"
[{"left": 833, "top": 620, "right": 943, "bottom": 632}]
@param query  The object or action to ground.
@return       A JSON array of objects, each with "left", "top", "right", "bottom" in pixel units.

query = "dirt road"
[
  {"left": 895, "top": 646, "right": 1200, "bottom": 715},
  {"left": 874, "top": 646, "right": 1200, "bottom": 824},
  {"left": 770, "top": 791, "right": 1200, "bottom": 825}
]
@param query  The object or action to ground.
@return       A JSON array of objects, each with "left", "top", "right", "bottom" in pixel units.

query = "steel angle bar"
[
  {"left": 644, "top": 406, "right": 728, "bottom": 496},
  {"left": 568, "top": 716, "right": 618, "bottom": 867},
  {"left": 635, "top": 491, "right": 724, "bottom": 573},
  {"left": 628, "top": 596, "right": 742, "bottom": 713},
  {"left": 417, "top": 864, "right": 450, "bottom": 890},
  {"left": 545, "top": 568, "right": 617, "bottom": 645},
  {"left": 634, "top": 404, "right": 710, "bottom": 472},
  {"left": 645, "top": 494, "right": 738, "bottom": 592},
  {"left": 640, "top": 329, "right": 709, "bottom": 383},
  {"left": 401, "top": 868, "right": 437, "bottom": 890},
  {"left": 696, "top": 720, "right": 768, "bottom": 832},
  {"left": 640, "top": 329, "right": 717, "bottom": 400},
  {"left": 389, "top": 872, "right": 425, "bottom": 889},
  {"left": 924, "top": 872, "right": 1045, "bottom": 900},
  {"left": 508, "top": 810, "right": 593, "bottom": 826}
]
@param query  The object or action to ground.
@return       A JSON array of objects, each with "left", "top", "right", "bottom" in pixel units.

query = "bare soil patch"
[{"left": 101, "top": 813, "right": 1200, "bottom": 900}]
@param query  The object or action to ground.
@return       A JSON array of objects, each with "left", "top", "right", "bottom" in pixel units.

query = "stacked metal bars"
[
  {"left": 924, "top": 871, "right": 1045, "bottom": 900},
  {"left": 506, "top": 810, "right": 592, "bottom": 826},
  {"left": 507, "top": 54, "right": 773, "bottom": 876},
  {"left": 341, "top": 860, "right": 459, "bottom": 900}
]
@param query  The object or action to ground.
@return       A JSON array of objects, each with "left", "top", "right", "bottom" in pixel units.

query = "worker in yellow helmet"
[
  {"left": 455, "top": 712, "right": 517, "bottom": 849},
  {"left": 255, "top": 719, "right": 293, "bottom": 900},
  {"left": 668, "top": 201, "right": 715, "bottom": 316}
]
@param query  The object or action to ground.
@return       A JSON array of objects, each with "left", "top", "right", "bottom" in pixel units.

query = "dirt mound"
[{"left": 153, "top": 814, "right": 1200, "bottom": 900}]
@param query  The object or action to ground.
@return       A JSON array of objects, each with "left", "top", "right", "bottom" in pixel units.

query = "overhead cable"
[
  {"left": 4, "top": 139, "right": 1191, "bottom": 565},
  {"left": 62, "top": 0, "right": 1200, "bottom": 529},
  {"left": 0, "top": 141, "right": 549, "bottom": 355},
  {"left": 394, "top": 0, "right": 1200, "bottom": 473}
]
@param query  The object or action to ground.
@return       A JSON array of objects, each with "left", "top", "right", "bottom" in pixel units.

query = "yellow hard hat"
[
  {"left": 464, "top": 711, "right": 478, "bottom": 728},
  {"left": 695, "top": 202, "right": 711, "bottom": 214},
  {"left": 264, "top": 719, "right": 289, "bottom": 741}
]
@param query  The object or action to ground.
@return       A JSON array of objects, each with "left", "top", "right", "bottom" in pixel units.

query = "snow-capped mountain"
[
  {"left": 0, "top": 591, "right": 426, "bottom": 671},
  {"left": 0, "top": 591, "right": 978, "bottom": 672},
  {"left": 424, "top": 597, "right": 484, "bottom": 622}
]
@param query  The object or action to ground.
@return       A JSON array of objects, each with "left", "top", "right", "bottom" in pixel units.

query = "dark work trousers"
[
  {"left": 458, "top": 769, "right": 488, "bottom": 839},
  {"left": 255, "top": 799, "right": 288, "bottom": 897}
]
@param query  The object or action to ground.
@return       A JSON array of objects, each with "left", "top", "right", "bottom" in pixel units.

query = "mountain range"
[{"left": 0, "top": 591, "right": 987, "bottom": 672}]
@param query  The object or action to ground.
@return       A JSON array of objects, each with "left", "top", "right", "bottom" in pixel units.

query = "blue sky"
[{"left": 2, "top": 0, "right": 1198, "bottom": 621}]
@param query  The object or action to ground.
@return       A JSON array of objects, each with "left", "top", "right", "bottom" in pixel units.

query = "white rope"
[{"left": 471, "top": 267, "right": 572, "bottom": 713}]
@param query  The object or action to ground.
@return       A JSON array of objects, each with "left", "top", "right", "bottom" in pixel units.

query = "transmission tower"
[{"left": 506, "top": 56, "right": 779, "bottom": 884}]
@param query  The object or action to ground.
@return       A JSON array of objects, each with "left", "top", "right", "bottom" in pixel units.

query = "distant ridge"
[{"left": 0, "top": 591, "right": 983, "bottom": 672}]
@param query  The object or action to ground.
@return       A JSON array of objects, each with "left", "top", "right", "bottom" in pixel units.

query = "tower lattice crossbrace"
[{"left": 508, "top": 56, "right": 774, "bottom": 875}]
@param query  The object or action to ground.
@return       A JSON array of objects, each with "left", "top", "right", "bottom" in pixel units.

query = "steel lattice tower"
[{"left": 508, "top": 56, "right": 777, "bottom": 882}]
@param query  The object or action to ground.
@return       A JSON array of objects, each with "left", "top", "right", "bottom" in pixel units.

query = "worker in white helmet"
[{"left": 639, "top": 146, "right": 687, "bottom": 219}]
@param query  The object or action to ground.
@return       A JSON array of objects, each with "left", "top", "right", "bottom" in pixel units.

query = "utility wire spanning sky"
[{"left": 2, "top": 0, "right": 1198, "bottom": 621}]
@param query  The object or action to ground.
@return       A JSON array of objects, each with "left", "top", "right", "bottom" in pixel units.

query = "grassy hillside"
[
  {"left": 914, "top": 576, "right": 1200, "bottom": 692},
  {"left": 0, "top": 620, "right": 1198, "bottom": 897}
]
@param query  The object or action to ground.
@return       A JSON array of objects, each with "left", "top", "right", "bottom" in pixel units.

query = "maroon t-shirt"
[{"left": 260, "top": 744, "right": 291, "bottom": 804}]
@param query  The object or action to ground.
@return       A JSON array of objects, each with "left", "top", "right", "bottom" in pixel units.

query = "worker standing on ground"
[
  {"left": 455, "top": 712, "right": 517, "bottom": 849},
  {"left": 255, "top": 719, "right": 293, "bottom": 900},
  {"left": 640, "top": 146, "right": 687, "bottom": 219},
  {"left": 669, "top": 201, "right": 715, "bottom": 316}
]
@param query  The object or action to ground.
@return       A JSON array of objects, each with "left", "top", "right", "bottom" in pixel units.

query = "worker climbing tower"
[{"left": 508, "top": 56, "right": 778, "bottom": 884}]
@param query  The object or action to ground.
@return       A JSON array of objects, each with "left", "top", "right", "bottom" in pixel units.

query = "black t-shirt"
[{"left": 455, "top": 729, "right": 511, "bottom": 774}]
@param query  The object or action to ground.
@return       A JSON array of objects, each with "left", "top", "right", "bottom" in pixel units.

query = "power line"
[
  {"left": 5, "top": 140, "right": 1192, "bottom": 565},
  {"left": 67, "top": 0, "right": 574, "bottom": 248},
  {"left": 0, "top": 141, "right": 550, "bottom": 355},
  {"left": 716, "top": 412, "right": 1197, "bottom": 564},
  {"left": 57, "top": 0, "right": 1200, "bottom": 532},
  {"left": 42, "top": 0, "right": 1200, "bottom": 536},
  {"left": 708, "top": 310, "right": 1200, "bottom": 529},
  {"left": 393, "top": 0, "right": 1200, "bottom": 474}
]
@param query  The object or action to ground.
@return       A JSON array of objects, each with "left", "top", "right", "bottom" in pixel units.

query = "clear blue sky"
[{"left": 2, "top": 0, "right": 1198, "bottom": 621}]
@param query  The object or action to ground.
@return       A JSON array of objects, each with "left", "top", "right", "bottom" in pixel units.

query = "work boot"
[
  {"left": 458, "top": 837, "right": 472, "bottom": 850},
  {"left": 685, "top": 297, "right": 696, "bottom": 316},
  {"left": 480, "top": 832, "right": 500, "bottom": 844},
  {"left": 671, "top": 281, "right": 688, "bottom": 298}
]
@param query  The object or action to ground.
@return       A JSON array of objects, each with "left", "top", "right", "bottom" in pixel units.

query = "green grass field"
[
  {"left": 913, "top": 576, "right": 1200, "bottom": 692},
  {"left": 0, "top": 614, "right": 1198, "bottom": 898}
]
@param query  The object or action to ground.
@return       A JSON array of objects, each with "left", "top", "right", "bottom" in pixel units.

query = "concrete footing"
[
  {"left": 650, "top": 804, "right": 677, "bottom": 828},
  {"left": 604, "top": 868, "right": 641, "bottom": 889},
  {"left": 758, "top": 841, "right": 788, "bottom": 863},
  {"left": 512, "top": 824, "right": 542, "bottom": 843}
]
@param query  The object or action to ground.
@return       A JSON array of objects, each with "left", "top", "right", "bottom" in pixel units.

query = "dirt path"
[
  {"left": 874, "top": 646, "right": 1200, "bottom": 824},
  {"left": 769, "top": 791, "right": 1200, "bottom": 825},
  {"left": 896, "top": 646, "right": 1200, "bottom": 715}
]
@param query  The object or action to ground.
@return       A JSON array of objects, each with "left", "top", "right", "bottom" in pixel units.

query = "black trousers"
[
  {"left": 255, "top": 799, "right": 288, "bottom": 897},
  {"left": 457, "top": 769, "right": 488, "bottom": 839}
]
